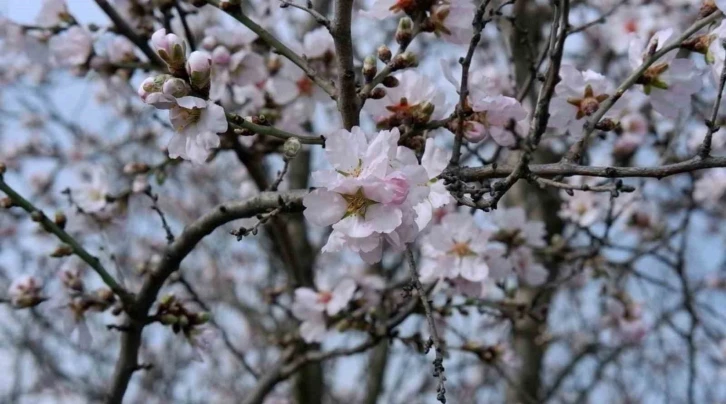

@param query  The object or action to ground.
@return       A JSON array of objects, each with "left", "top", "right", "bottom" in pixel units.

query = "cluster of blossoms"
[
  {"left": 419, "top": 209, "right": 548, "bottom": 294},
  {"left": 442, "top": 63, "right": 528, "bottom": 146},
  {"left": 363, "top": 0, "right": 476, "bottom": 44},
  {"left": 304, "top": 127, "right": 451, "bottom": 263},
  {"left": 138, "top": 29, "right": 228, "bottom": 163}
]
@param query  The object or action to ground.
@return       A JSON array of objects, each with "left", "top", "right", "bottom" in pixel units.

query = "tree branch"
[{"left": 331, "top": 0, "right": 359, "bottom": 129}]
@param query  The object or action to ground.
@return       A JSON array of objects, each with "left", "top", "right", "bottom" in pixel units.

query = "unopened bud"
[
  {"left": 391, "top": 52, "right": 417, "bottom": 70},
  {"left": 162, "top": 77, "right": 191, "bottom": 98},
  {"left": 377, "top": 45, "right": 392, "bottom": 63},
  {"left": 370, "top": 87, "right": 387, "bottom": 99},
  {"left": 396, "top": 17, "right": 414, "bottom": 47},
  {"left": 160, "top": 293, "right": 175, "bottom": 306},
  {"left": 1, "top": 197, "right": 13, "bottom": 208},
  {"left": 418, "top": 101, "right": 435, "bottom": 121},
  {"left": 30, "top": 211, "right": 44, "bottom": 222},
  {"left": 363, "top": 55, "right": 377, "bottom": 82},
  {"left": 123, "top": 162, "right": 150, "bottom": 175},
  {"left": 283, "top": 137, "right": 301, "bottom": 160},
  {"left": 178, "top": 315, "right": 189, "bottom": 327},
  {"left": 0, "top": 162, "right": 6, "bottom": 175},
  {"left": 382, "top": 76, "right": 399, "bottom": 88},
  {"left": 160, "top": 314, "right": 178, "bottom": 325},
  {"left": 54, "top": 211, "right": 67, "bottom": 229},
  {"left": 681, "top": 34, "right": 712, "bottom": 54},
  {"left": 211, "top": 46, "right": 231, "bottom": 65},
  {"left": 50, "top": 244, "right": 74, "bottom": 258},
  {"left": 150, "top": 29, "right": 187, "bottom": 71},
  {"left": 201, "top": 36, "right": 217, "bottom": 50},
  {"left": 196, "top": 312, "right": 211, "bottom": 324},
  {"left": 186, "top": 51, "right": 212, "bottom": 90},
  {"left": 138, "top": 74, "right": 172, "bottom": 101},
  {"left": 594, "top": 118, "right": 620, "bottom": 132},
  {"left": 699, "top": 0, "right": 717, "bottom": 18}
]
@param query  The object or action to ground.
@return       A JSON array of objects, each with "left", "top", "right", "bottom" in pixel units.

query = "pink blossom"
[
  {"left": 49, "top": 26, "right": 93, "bottom": 68},
  {"left": 36, "top": 0, "right": 71, "bottom": 27},
  {"left": 292, "top": 278, "right": 357, "bottom": 342},
  {"left": 106, "top": 35, "right": 136, "bottom": 64},
  {"left": 151, "top": 28, "right": 186, "bottom": 68},
  {"left": 364, "top": 70, "right": 447, "bottom": 127},
  {"left": 629, "top": 29, "right": 702, "bottom": 118},
  {"left": 429, "top": 0, "right": 475, "bottom": 44},
  {"left": 419, "top": 213, "right": 506, "bottom": 283},
  {"left": 466, "top": 95, "right": 528, "bottom": 146},
  {"left": 558, "top": 189, "right": 602, "bottom": 227},
  {"left": 302, "top": 27, "right": 335, "bottom": 59},
  {"left": 73, "top": 166, "right": 110, "bottom": 213},
  {"left": 548, "top": 65, "right": 618, "bottom": 138},
  {"left": 168, "top": 98, "right": 228, "bottom": 164}
]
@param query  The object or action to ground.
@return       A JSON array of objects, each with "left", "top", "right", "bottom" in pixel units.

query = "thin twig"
[
  {"left": 700, "top": 40, "right": 726, "bottom": 157},
  {"left": 279, "top": 0, "right": 331, "bottom": 30},
  {"left": 406, "top": 248, "right": 446, "bottom": 403},
  {"left": 0, "top": 175, "right": 132, "bottom": 306},
  {"left": 144, "top": 188, "right": 175, "bottom": 244},
  {"left": 205, "top": 0, "right": 337, "bottom": 99}
]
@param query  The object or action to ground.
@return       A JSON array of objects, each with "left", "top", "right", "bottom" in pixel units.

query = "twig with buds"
[
  {"left": 279, "top": 0, "right": 331, "bottom": 30},
  {"left": 405, "top": 248, "right": 447, "bottom": 403},
  {"left": 0, "top": 175, "right": 133, "bottom": 307}
]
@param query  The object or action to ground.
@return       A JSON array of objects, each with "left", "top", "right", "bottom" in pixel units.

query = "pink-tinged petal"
[
  {"left": 489, "top": 126, "right": 516, "bottom": 147},
  {"left": 460, "top": 257, "right": 489, "bottom": 282},
  {"left": 167, "top": 133, "right": 188, "bottom": 160},
  {"left": 327, "top": 279, "right": 357, "bottom": 316},
  {"left": 265, "top": 77, "right": 300, "bottom": 105},
  {"left": 300, "top": 316, "right": 327, "bottom": 343},
  {"left": 145, "top": 93, "right": 177, "bottom": 109},
  {"left": 202, "top": 102, "right": 229, "bottom": 133},
  {"left": 176, "top": 96, "right": 207, "bottom": 109},
  {"left": 303, "top": 190, "right": 347, "bottom": 227}
]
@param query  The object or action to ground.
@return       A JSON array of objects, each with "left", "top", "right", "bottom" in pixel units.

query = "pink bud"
[
  {"left": 151, "top": 28, "right": 186, "bottom": 68},
  {"left": 186, "top": 51, "right": 212, "bottom": 90},
  {"left": 211, "top": 46, "right": 231, "bottom": 66},
  {"left": 162, "top": 77, "right": 190, "bottom": 98},
  {"left": 386, "top": 175, "right": 410, "bottom": 205}
]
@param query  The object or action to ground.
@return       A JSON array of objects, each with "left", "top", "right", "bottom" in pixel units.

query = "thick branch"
[
  {"left": 457, "top": 156, "right": 726, "bottom": 181},
  {"left": 106, "top": 190, "right": 307, "bottom": 403},
  {"left": 332, "top": 0, "right": 359, "bottom": 129}
]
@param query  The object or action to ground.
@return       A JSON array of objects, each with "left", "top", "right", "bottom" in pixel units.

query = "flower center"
[
  {"left": 176, "top": 108, "right": 202, "bottom": 130},
  {"left": 297, "top": 77, "right": 314, "bottom": 96},
  {"left": 448, "top": 241, "right": 475, "bottom": 257},
  {"left": 87, "top": 188, "right": 104, "bottom": 202},
  {"left": 624, "top": 20, "right": 638, "bottom": 34},
  {"left": 389, "top": 0, "right": 417, "bottom": 14},
  {"left": 342, "top": 189, "right": 376, "bottom": 217},
  {"left": 566, "top": 84, "right": 609, "bottom": 120},
  {"left": 638, "top": 63, "right": 670, "bottom": 94},
  {"left": 317, "top": 291, "right": 333, "bottom": 304}
]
